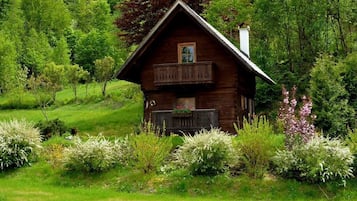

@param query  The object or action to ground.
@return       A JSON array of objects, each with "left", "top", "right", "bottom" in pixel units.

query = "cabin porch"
[{"left": 152, "top": 109, "right": 218, "bottom": 134}]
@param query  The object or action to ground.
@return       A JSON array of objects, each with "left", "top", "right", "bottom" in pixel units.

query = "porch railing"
[
  {"left": 153, "top": 61, "right": 214, "bottom": 86},
  {"left": 152, "top": 109, "right": 219, "bottom": 134}
]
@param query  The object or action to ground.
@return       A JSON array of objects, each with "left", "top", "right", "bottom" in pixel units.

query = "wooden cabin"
[{"left": 116, "top": 0, "right": 275, "bottom": 134}]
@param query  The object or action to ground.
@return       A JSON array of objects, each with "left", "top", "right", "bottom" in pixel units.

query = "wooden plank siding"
[{"left": 136, "top": 12, "right": 255, "bottom": 134}]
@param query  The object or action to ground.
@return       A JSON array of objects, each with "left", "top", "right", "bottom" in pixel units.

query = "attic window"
[{"left": 178, "top": 42, "right": 196, "bottom": 64}]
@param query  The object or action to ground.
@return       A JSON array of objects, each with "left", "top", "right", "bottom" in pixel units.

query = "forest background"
[{"left": 0, "top": 0, "right": 356, "bottom": 137}]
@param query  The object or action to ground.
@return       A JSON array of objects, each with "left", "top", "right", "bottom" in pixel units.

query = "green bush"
[
  {"left": 130, "top": 122, "right": 172, "bottom": 174},
  {"left": 310, "top": 55, "right": 355, "bottom": 138},
  {"left": 273, "top": 136, "right": 354, "bottom": 184},
  {"left": 346, "top": 129, "right": 357, "bottom": 175},
  {"left": 234, "top": 117, "right": 284, "bottom": 178},
  {"left": 0, "top": 119, "right": 42, "bottom": 171},
  {"left": 63, "top": 135, "right": 117, "bottom": 172},
  {"left": 35, "top": 119, "right": 67, "bottom": 141},
  {"left": 174, "top": 128, "right": 235, "bottom": 176}
]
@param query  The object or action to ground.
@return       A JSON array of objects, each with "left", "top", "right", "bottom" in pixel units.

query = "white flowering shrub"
[
  {"left": 174, "top": 128, "right": 235, "bottom": 176},
  {"left": 112, "top": 136, "right": 134, "bottom": 166},
  {"left": 0, "top": 119, "right": 41, "bottom": 171},
  {"left": 63, "top": 135, "right": 117, "bottom": 172},
  {"left": 273, "top": 136, "right": 354, "bottom": 184}
]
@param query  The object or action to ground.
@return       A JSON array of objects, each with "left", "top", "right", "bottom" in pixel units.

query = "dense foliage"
[
  {"left": 115, "top": 0, "right": 209, "bottom": 45},
  {"left": 0, "top": 0, "right": 127, "bottom": 99},
  {"left": 35, "top": 118, "right": 67, "bottom": 141},
  {"left": 346, "top": 129, "right": 357, "bottom": 175},
  {"left": 0, "top": 119, "right": 41, "bottom": 171},
  {"left": 174, "top": 128, "right": 235, "bottom": 176},
  {"left": 310, "top": 54, "right": 356, "bottom": 137}
]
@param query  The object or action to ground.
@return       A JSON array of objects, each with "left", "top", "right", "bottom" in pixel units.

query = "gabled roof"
[{"left": 116, "top": 0, "right": 275, "bottom": 85}]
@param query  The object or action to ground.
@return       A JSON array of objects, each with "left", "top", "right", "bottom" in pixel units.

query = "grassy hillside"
[{"left": 0, "top": 80, "right": 143, "bottom": 137}]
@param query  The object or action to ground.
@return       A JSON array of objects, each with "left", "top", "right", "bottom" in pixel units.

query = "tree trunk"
[{"left": 102, "top": 81, "right": 107, "bottom": 97}]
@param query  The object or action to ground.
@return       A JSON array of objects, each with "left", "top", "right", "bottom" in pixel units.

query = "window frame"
[
  {"left": 177, "top": 42, "right": 197, "bottom": 64},
  {"left": 175, "top": 97, "right": 196, "bottom": 110}
]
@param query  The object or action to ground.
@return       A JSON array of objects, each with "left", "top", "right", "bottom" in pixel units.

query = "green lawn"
[
  {"left": 1, "top": 160, "right": 356, "bottom": 201},
  {"left": 0, "top": 81, "right": 143, "bottom": 137}
]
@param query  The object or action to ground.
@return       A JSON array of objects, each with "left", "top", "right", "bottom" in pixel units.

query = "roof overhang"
[{"left": 116, "top": 0, "right": 275, "bottom": 85}]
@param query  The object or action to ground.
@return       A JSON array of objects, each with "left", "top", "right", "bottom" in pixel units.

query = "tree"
[
  {"left": 0, "top": 31, "right": 18, "bottom": 93},
  {"left": 94, "top": 56, "right": 115, "bottom": 97},
  {"left": 310, "top": 55, "right": 355, "bottom": 138},
  {"left": 28, "top": 74, "right": 53, "bottom": 121},
  {"left": 203, "top": 0, "right": 252, "bottom": 42},
  {"left": 115, "top": 0, "right": 209, "bottom": 46},
  {"left": 67, "top": 0, "right": 112, "bottom": 33},
  {"left": 22, "top": 29, "right": 52, "bottom": 75},
  {"left": 42, "top": 62, "right": 65, "bottom": 102},
  {"left": 21, "top": 0, "right": 71, "bottom": 38},
  {"left": 0, "top": 0, "right": 10, "bottom": 21},
  {"left": 75, "top": 29, "right": 120, "bottom": 76},
  {"left": 52, "top": 36, "right": 71, "bottom": 65},
  {"left": 90, "top": 0, "right": 112, "bottom": 31},
  {"left": 339, "top": 52, "right": 357, "bottom": 125},
  {"left": 66, "top": 64, "right": 89, "bottom": 100}
]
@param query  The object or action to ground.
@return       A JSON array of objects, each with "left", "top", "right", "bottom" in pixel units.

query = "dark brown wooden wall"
[{"left": 139, "top": 13, "right": 256, "bottom": 133}]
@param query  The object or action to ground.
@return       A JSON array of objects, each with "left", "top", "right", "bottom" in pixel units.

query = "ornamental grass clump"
[
  {"left": 175, "top": 128, "right": 235, "bottom": 176},
  {"left": 0, "top": 119, "right": 41, "bottom": 171},
  {"left": 130, "top": 121, "right": 172, "bottom": 174},
  {"left": 273, "top": 136, "right": 354, "bottom": 184},
  {"left": 63, "top": 135, "right": 117, "bottom": 172},
  {"left": 234, "top": 117, "right": 283, "bottom": 178}
]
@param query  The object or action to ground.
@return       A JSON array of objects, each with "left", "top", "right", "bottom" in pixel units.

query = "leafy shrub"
[
  {"left": 310, "top": 55, "right": 355, "bottom": 138},
  {"left": 0, "top": 119, "right": 41, "bottom": 171},
  {"left": 174, "top": 128, "right": 235, "bottom": 176},
  {"left": 234, "top": 117, "right": 284, "bottom": 178},
  {"left": 35, "top": 118, "right": 67, "bottom": 141},
  {"left": 273, "top": 136, "right": 354, "bottom": 184},
  {"left": 42, "top": 136, "right": 74, "bottom": 168},
  {"left": 346, "top": 129, "right": 357, "bottom": 175},
  {"left": 131, "top": 122, "right": 172, "bottom": 174},
  {"left": 63, "top": 135, "right": 117, "bottom": 172}
]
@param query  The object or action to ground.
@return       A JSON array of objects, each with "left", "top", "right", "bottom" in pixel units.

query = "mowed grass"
[
  {"left": 0, "top": 159, "right": 356, "bottom": 201},
  {"left": 0, "top": 80, "right": 143, "bottom": 136}
]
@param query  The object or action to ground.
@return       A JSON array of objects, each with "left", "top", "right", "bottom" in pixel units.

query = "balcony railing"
[
  {"left": 152, "top": 109, "right": 219, "bottom": 134},
  {"left": 153, "top": 61, "right": 214, "bottom": 86}
]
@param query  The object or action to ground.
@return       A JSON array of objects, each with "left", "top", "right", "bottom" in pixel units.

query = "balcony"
[
  {"left": 153, "top": 61, "right": 214, "bottom": 86},
  {"left": 152, "top": 109, "right": 219, "bottom": 134}
]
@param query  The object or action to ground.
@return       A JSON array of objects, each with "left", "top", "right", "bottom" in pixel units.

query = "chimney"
[{"left": 239, "top": 26, "right": 250, "bottom": 57}]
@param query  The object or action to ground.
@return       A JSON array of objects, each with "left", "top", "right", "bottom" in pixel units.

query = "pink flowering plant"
[{"left": 279, "top": 86, "right": 316, "bottom": 149}]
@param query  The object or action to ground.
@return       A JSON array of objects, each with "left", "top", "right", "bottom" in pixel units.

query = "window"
[
  {"left": 175, "top": 97, "right": 196, "bottom": 110},
  {"left": 178, "top": 42, "right": 196, "bottom": 64},
  {"left": 241, "top": 95, "right": 254, "bottom": 116}
]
